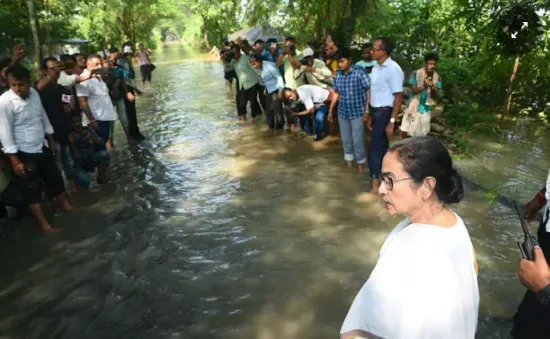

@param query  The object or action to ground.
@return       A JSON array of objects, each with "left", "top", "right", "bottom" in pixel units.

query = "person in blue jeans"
[
  {"left": 67, "top": 114, "right": 110, "bottom": 189},
  {"left": 328, "top": 47, "right": 371, "bottom": 172},
  {"left": 283, "top": 85, "right": 336, "bottom": 141}
]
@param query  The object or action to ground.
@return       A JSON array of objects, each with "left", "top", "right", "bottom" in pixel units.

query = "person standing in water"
[
  {"left": 367, "top": 37, "right": 404, "bottom": 192},
  {"left": 136, "top": 43, "right": 153, "bottom": 89},
  {"left": 328, "top": 47, "right": 370, "bottom": 172},
  {"left": 341, "top": 137, "right": 479, "bottom": 339}
]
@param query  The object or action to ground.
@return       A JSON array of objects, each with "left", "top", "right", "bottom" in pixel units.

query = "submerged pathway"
[{"left": 0, "top": 51, "right": 548, "bottom": 339}]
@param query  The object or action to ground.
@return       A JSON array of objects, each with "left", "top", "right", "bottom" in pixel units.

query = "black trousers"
[
  {"left": 258, "top": 85, "right": 267, "bottom": 111},
  {"left": 265, "top": 91, "right": 284, "bottom": 129},
  {"left": 124, "top": 86, "right": 143, "bottom": 139},
  {"left": 512, "top": 214, "right": 550, "bottom": 339},
  {"left": 18, "top": 146, "right": 65, "bottom": 197},
  {"left": 236, "top": 84, "right": 261, "bottom": 117}
]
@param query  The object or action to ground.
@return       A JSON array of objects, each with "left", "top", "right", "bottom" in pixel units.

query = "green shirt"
[
  {"left": 232, "top": 55, "right": 259, "bottom": 91},
  {"left": 355, "top": 60, "right": 377, "bottom": 69},
  {"left": 283, "top": 50, "right": 305, "bottom": 90},
  {"left": 408, "top": 70, "right": 442, "bottom": 113}
]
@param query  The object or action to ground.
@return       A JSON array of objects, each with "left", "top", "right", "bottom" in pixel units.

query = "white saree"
[{"left": 341, "top": 213, "right": 479, "bottom": 339}]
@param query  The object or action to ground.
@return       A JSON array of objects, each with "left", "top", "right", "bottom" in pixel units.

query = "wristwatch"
[
  {"left": 390, "top": 117, "right": 396, "bottom": 124},
  {"left": 536, "top": 284, "right": 550, "bottom": 306}
]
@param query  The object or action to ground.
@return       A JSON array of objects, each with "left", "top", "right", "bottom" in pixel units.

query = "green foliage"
[{"left": 483, "top": 188, "right": 500, "bottom": 205}]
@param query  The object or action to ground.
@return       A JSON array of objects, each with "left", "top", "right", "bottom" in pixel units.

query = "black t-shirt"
[{"left": 35, "top": 82, "right": 70, "bottom": 143}]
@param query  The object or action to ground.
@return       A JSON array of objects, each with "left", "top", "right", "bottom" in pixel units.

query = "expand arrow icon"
[
  {"left": 522, "top": 22, "right": 528, "bottom": 29},
  {"left": 511, "top": 32, "right": 518, "bottom": 38}
]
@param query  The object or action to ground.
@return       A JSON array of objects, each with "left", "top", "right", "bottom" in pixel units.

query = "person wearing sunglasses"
[{"left": 341, "top": 137, "right": 479, "bottom": 339}]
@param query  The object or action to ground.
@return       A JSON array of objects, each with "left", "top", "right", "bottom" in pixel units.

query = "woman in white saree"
[{"left": 341, "top": 137, "right": 479, "bottom": 339}]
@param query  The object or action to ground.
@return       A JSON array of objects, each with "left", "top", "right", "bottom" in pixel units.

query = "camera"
[{"left": 288, "top": 44, "right": 296, "bottom": 56}]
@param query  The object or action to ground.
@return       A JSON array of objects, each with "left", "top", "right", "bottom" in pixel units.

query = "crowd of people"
[
  {"left": 0, "top": 42, "right": 152, "bottom": 233},
  {"left": 221, "top": 35, "right": 550, "bottom": 339},
  {"left": 220, "top": 36, "right": 441, "bottom": 193}
]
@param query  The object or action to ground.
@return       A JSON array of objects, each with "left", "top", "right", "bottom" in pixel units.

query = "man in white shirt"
[
  {"left": 283, "top": 84, "right": 336, "bottom": 141},
  {"left": 0, "top": 64, "right": 73, "bottom": 213},
  {"left": 367, "top": 37, "right": 404, "bottom": 192},
  {"left": 76, "top": 55, "right": 117, "bottom": 151}
]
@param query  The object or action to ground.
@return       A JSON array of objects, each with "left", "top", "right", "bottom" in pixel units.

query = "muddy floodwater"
[{"left": 0, "top": 46, "right": 549, "bottom": 339}]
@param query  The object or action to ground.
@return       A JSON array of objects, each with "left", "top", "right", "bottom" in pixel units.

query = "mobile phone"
[{"left": 93, "top": 67, "right": 110, "bottom": 75}]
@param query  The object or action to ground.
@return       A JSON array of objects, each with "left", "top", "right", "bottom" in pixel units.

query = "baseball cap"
[{"left": 302, "top": 47, "right": 314, "bottom": 58}]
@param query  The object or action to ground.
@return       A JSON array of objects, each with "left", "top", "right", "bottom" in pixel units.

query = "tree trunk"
[
  {"left": 26, "top": 0, "right": 41, "bottom": 70},
  {"left": 103, "top": 1, "right": 109, "bottom": 50},
  {"left": 501, "top": 55, "right": 521, "bottom": 123},
  {"left": 44, "top": 0, "right": 52, "bottom": 55},
  {"left": 202, "top": 16, "right": 211, "bottom": 50}
]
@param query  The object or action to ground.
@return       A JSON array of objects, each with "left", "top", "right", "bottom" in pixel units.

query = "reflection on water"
[{"left": 0, "top": 45, "right": 548, "bottom": 339}]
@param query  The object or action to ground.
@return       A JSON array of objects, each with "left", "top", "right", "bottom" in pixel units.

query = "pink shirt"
[{"left": 136, "top": 50, "right": 150, "bottom": 66}]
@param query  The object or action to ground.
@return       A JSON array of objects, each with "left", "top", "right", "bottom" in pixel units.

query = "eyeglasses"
[{"left": 380, "top": 173, "right": 412, "bottom": 190}]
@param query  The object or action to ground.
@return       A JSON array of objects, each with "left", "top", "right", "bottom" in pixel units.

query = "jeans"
[
  {"left": 112, "top": 98, "right": 128, "bottom": 129},
  {"left": 258, "top": 85, "right": 267, "bottom": 111},
  {"left": 314, "top": 105, "right": 329, "bottom": 140},
  {"left": 338, "top": 115, "right": 366, "bottom": 164},
  {"left": 73, "top": 150, "right": 111, "bottom": 189},
  {"left": 96, "top": 121, "right": 112, "bottom": 143},
  {"left": 368, "top": 107, "right": 392, "bottom": 178},
  {"left": 299, "top": 115, "right": 313, "bottom": 135},
  {"left": 265, "top": 90, "right": 284, "bottom": 129}
]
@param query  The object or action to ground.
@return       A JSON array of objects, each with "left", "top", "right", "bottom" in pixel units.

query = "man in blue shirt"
[
  {"left": 250, "top": 55, "right": 285, "bottom": 129},
  {"left": 328, "top": 47, "right": 371, "bottom": 172},
  {"left": 367, "top": 37, "right": 404, "bottom": 192}
]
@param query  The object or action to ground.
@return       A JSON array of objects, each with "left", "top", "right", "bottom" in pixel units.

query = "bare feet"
[
  {"left": 240, "top": 116, "right": 246, "bottom": 124},
  {"left": 59, "top": 202, "right": 73, "bottom": 212},
  {"left": 358, "top": 164, "right": 365, "bottom": 173},
  {"left": 347, "top": 161, "right": 353, "bottom": 168},
  {"left": 290, "top": 124, "right": 297, "bottom": 133},
  {"left": 69, "top": 180, "right": 79, "bottom": 193},
  {"left": 42, "top": 225, "right": 61, "bottom": 233},
  {"left": 251, "top": 117, "right": 257, "bottom": 123}
]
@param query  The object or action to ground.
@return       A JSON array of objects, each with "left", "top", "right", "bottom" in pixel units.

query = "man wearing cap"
[
  {"left": 367, "top": 37, "right": 404, "bottom": 192},
  {"left": 295, "top": 48, "right": 333, "bottom": 89},
  {"left": 277, "top": 36, "right": 305, "bottom": 132}
]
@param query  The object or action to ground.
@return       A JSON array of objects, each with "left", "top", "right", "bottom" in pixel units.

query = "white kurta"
[{"left": 341, "top": 213, "right": 479, "bottom": 339}]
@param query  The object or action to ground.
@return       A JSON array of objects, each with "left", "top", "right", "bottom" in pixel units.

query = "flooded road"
[{"left": 0, "top": 46, "right": 548, "bottom": 339}]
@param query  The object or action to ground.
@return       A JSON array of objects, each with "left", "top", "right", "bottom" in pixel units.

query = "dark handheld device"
[
  {"left": 93, "top": 67, "right": 110, "bottom": 75},
  {"left": 515, "top": 201, "right": 539, "bottom": 261},
  {"left": 426, "top": 70, "right": 434, "bottom": 82}
]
